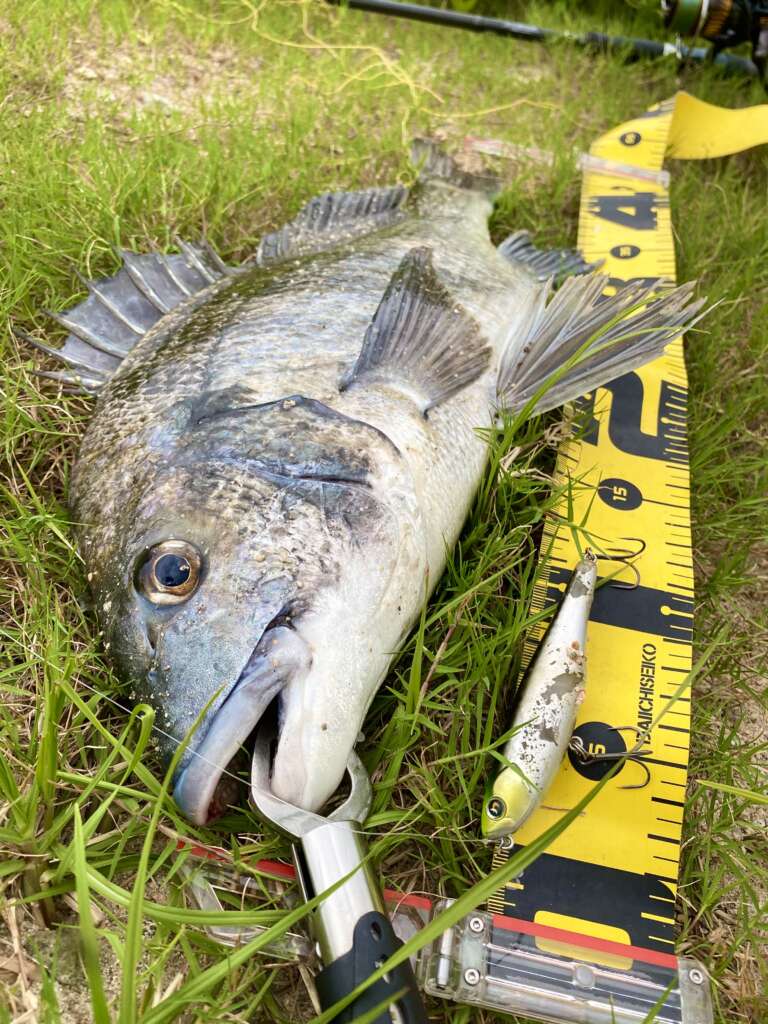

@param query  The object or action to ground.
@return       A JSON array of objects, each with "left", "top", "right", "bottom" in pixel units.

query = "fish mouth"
[{"left": 172, "top": 622, "right": 310, "bottom": 825}]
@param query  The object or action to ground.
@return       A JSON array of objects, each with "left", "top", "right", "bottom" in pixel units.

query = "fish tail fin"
[
  {"left": 411, "top": 137, "right": 501, "bottom": 198},
  {"left": 497, "top": 274, "right": 706, "bottom": 417}
]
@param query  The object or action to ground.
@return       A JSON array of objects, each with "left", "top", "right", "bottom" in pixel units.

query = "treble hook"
[
  {"left": 569, "top": 725, "right": 653, "bottom": 790},
  {"left": 593, "top": 537, "right": 647, "bottom": 591}
]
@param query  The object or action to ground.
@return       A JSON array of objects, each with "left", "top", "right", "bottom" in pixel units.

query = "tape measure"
[{"left": 487, "top": 93, "right": 768, "bottom": 974}]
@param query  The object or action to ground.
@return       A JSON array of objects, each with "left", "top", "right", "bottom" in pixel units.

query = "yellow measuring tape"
[{"left": 488, "top": 92, "right": 768, "bottom": 967}]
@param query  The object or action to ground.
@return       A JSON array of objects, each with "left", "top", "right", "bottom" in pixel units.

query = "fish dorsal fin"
[
  {"left": 498, "top": 230, "right": 601, "bottom": 283},
  {"left": 341, "top": 246, "right": 491, "bottom": 415},
  {"left": 256, "top": 186, "right": 410, "bottom": 266},
  {"left": 22, "top": 241, "right": 231, "bottom": 393}
]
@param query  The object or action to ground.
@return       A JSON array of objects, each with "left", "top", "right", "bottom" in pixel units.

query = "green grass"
[{"left": 1, "top": 1, "right": 766, "bottom": 1021}]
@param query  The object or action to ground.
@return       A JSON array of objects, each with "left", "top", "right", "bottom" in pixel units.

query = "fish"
[
  {"left": 481, "top": 551, "right": 598, "bottom": 840},
  {"left": 24, "top": 144, "right": 702, "bottom": 825}
]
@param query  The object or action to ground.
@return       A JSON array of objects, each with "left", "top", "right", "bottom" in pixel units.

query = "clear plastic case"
[{"left": 419, "top": 900, "right": 712, "bottom": 1024}]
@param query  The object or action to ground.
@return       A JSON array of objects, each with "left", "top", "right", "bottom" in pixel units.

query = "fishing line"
[{"left": 70, "top": 676, "right": 249, "bottom": 791}]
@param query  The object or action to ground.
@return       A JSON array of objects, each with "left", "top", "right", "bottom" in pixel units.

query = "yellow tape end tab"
[{"left": 668, "top": 91, "right": 768, "bottom": 160}]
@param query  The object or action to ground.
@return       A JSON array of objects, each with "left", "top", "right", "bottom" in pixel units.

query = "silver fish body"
[
  {"left": 482, "top": 552, "right": 598, "bottom": 839},
  {"left": 72, "top": 189, "right": 523, "bottom": 821},
  {"left": 43, "top": 150, "right": 701, "bottom": 825}
]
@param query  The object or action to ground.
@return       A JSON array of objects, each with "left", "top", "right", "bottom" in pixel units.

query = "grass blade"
[{"left": 72, "top": 806, "right": 112, "bottom": 1024}]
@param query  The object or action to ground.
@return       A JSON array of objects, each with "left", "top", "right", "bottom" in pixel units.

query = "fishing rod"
[{"left": 327, "top": 0, "right": 762, "bottom": 80}]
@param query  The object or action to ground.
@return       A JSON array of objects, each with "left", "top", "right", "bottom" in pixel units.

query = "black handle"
[{"left": 315, "top": 910, "right": 428, "bottom": 1024}]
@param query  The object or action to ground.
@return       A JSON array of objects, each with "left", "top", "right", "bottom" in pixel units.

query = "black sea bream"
[{"left": 30, "top": 146, "right": 702, "bottom": 824}]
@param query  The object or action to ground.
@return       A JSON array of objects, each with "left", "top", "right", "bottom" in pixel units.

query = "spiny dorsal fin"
[
  {"left": 255, "top": 186, "right": 409, "bottom": 266},
  {"left": 341, "top": 246, "right": 491, "bottom": 415},
  {"left": 25, "top": 241, "right": 230, "bottom": 394},
  {"left": 498, "top": 274, "right": 705, "bottom": 416},
  {"left": 498, "top": 230, "right": 601, "bottom": 283}
]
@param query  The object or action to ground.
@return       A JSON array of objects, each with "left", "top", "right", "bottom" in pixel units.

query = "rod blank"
[{"left": 327, "top": 0, "right": 758, "bottom": 77}]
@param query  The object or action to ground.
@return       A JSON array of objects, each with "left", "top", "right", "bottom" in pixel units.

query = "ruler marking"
[
  {"left": 641, "top": 756, "right": 687, "bottom": 770},
  {"left": 652, "top": 797, "right": 685, "bottom": 808},
  {"left": 659, "top": 724, "right": 690, "bottom": 734},
  {"left": 649, "top": 833, "right": 680, "bottom": 845},
  {"left": 642, "top": 912, "right": 677, "bottom": 925}
]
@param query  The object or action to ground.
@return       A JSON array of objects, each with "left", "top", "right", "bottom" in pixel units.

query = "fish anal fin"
[
  {"left": 498, "top": 230, "right": 601, "bottom": 283},
  {"left": 256, "top": 186, "right": 409, "bottom": 266},
  {"left": 26, "top": 242, "right": 231, "bottom": 394},
  {"left": 341, "top": 246, "right": 491, "bottom": 415}
]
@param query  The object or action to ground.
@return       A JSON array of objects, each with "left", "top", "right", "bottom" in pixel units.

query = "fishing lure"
[{"left": 482, "top": 551, "right": 597, "bottom": 840}]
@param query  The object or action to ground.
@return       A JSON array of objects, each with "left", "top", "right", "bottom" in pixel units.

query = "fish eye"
[
  {"left": 486, "top": 797, "right": 506, "bottom": 820},
  {"left": 138, "top": 541, "right": 202, "bottom": 605}
]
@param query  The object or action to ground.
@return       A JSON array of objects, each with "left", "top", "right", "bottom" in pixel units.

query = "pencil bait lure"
[{"left": 482, "top": 551, "right": 598, "bottom": 841}]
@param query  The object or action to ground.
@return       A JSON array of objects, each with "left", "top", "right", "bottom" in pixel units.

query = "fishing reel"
[{"left": 662, "top": 0, "right": 768, "bottom": 79}]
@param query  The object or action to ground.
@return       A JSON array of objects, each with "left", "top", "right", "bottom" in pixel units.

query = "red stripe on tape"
[{"left": 491, "top": 913, "right": 678, "bottom": 969}]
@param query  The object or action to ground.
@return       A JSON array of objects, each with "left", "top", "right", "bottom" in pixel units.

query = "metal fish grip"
[{"left": 248, "top": 725, "right": 428, "bottom": 1024}]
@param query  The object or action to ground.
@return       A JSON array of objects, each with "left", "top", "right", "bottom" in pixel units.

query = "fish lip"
[{"left": 172, "top": 621, "right": 305, "bottom": 825}]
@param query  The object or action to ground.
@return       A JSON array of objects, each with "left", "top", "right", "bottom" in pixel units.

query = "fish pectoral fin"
[
  {"left": 255, "top": 186, "right": 410, "bottom": 265},
  {"left": 340, "top": 246, "right": 491, "bottom": 415},
  {"left": 25, "top": 241, "right": 231, "bottom": 393},
  {"left": 497, "top": 273, "right": 706, "bottom": 417},
  {"left": 498, "top": 230, "right": 601, "bottom": 284}
]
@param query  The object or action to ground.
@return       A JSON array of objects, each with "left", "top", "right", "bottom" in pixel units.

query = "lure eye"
[
  {"left": 486, "top": 797, "right": 506, "bottom": 820},
  {"left": 138, "top": 541, "right": 202, "bottom": 605}
]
